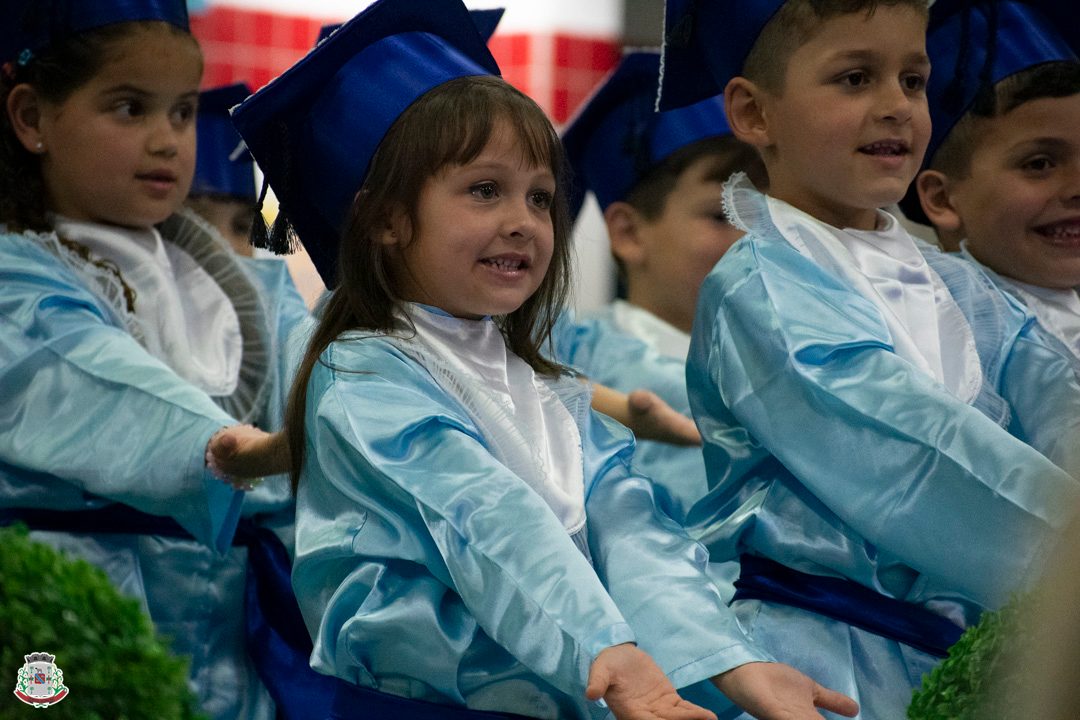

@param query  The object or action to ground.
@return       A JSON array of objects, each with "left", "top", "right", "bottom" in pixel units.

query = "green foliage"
[
  {"left": 0, "top": 525, "right": 208, "bottom": 720},
  {"left": 907, "top": 597, "right": 1027, "bottom": 720}
]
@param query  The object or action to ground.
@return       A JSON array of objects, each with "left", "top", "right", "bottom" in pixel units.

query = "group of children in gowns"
[{"left": 2, "top": 0, "right": 1079, "bottom": 719}]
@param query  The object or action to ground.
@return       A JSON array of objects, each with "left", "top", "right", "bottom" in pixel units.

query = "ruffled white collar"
[
  {"left": 390, "top": 304, "right": 587, "bottom": 534},
  {"left": 53, "top": 215, "right": 242, "bottom": 396},
  {"left": 723, "top": 173, "right": 982, "bottom": 402}
]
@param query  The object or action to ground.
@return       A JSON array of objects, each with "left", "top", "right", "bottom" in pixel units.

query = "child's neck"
[{"left": 765, "top": 187, "right": 882, "bottom": 232}]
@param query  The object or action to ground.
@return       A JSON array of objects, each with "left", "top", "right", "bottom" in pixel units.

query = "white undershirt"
[
  {"left": 764, "top": 196, "right": 982, "bottom": 403},
  {"left": 994, "top": 274, "right": 1080, "bottom": 361},
  {"left": 53, "top": 216, "right": 243, "bottom": 395},
  {"left": 610, "top": 299, "right": 691, "bottom": 362},
  {"left": 391, "top": 304, "right": 587, "bottom": 535}
]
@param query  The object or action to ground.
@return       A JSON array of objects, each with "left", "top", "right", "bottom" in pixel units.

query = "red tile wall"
[{"left": 190, "top": 7, "right": 619, "bottom": 124}]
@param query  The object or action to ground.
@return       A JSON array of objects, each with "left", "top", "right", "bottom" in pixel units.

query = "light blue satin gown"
[
  {"left": 0, "top": 210, "right": 312, "bottom": 720},
  {"left": 292, "top": 304, "right": 769, "bottom": 720},
  {"left": 683, "top": 180, "right": 1080, "bottom": 719}
]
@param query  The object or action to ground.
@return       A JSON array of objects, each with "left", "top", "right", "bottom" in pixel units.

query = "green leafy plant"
[
  {"left": 907, "top": 597, "right": 1027, "bottom": 720},
  {"left": 0, "top": 525, "right": 208, "bottom": 720}
]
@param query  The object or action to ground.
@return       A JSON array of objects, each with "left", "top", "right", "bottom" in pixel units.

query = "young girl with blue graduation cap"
[
  {"left": 230, "top": 0, "right": 856, "bottom": 717},
  {"left": 0, "top": 2, "right": 310, "bottom": 718}
]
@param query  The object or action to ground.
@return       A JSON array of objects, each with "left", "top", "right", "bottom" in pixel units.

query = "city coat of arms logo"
[{"left": 14, "top": 652, "right": 69, "bottom": 708}]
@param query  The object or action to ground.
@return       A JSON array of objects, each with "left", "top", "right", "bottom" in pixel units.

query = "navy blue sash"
[
  {"left": 329, "top": 679, "right": 537, "bottom": 720},
  {"left": 732, "top": 554, "right": 964, "bottom": 658}
]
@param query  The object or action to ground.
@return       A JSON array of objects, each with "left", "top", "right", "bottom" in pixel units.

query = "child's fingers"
[
  {"left": 812, "top": 684, "right": 859, "bottom": 717},
  {"left": 584, "top": 664, "right": 611, "bottom": 701}
]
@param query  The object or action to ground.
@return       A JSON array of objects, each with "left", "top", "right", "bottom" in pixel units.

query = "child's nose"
[
  {"left": 876, "top": 81, "right": 914, "bottom": 123},
  {"left": 503, "top": 199, "right": 538, "bottom": 239},
  {"left": 147, "top": 115, "right": 182, "bottom": 157}
]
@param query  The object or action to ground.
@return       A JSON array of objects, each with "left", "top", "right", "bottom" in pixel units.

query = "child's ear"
[
  {"left": 915, "top": 170, "right": 964, "bottom": 235},
  {"left": 724, "top": 77, "right": 771, "bottom": 149},
  {"left": 377, "top": 205, "right": 409, "bottom": 246},
  {"left": 6, "top": 84, "right": 47, "bottom": 155},
  {"left": 604, "top": 202, "right": 647, "bottom": 268}
]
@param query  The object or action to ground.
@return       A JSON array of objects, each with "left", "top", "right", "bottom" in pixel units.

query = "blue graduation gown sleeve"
[
  {"left": 293, "top": 337, "right": 633, "bottom": 709},
  {"left": 689, "top": 234, "right": 1080, "bottom": 610},
  {"left": 0, "top": 233, "right": 241, "bottom": 552},
  {"left": 581, "top": 409, "right": 772, "bottom": 700}
]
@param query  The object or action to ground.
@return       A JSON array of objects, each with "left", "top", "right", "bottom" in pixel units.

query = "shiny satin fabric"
[
  {"left": 0, "top": 227, "right": 312, "bottom": 720},
  {"left": 292, "top": 331, "right": 769, "bottom": 719},
  {"left": 685, "top": 182, "right": 1080, "bottom": 718}
]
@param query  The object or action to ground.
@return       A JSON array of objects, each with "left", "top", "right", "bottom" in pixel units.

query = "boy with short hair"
[
  {"left": 558, "top": 50, "right": 766, "bottom": 520},
  {"left": 912, "top": 1, "right": 1080, "bottom": 361},
  {"left": 659, "top": 0, "right": 1080, "bottom": 716}
]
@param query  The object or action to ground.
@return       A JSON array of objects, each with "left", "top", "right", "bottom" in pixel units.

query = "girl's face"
[
  {"left": 390, "top": 119, "right": 556, "bottom": 319},
  {"left": 37, "top": 25, "right": 201, "bottom": 228}
]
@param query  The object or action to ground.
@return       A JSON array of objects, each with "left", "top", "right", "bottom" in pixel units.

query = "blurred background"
[{"left": 187, "top": 0, "right": 667, "bottom": 310}]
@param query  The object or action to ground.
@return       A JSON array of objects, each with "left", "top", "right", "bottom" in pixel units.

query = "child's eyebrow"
[
  {"left": 99, "top": 85, "right": 199, "bottom": 102},
  {"left": 826, "top": 49, "right": 931, "bottom": 67},
  {"left": 1008, "top": 137, "right": 1074, "bottom": 155}
]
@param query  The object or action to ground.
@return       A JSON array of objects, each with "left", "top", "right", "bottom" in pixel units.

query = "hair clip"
[{"left": 17, "top": 48, "right": 34, "bottom": 67}]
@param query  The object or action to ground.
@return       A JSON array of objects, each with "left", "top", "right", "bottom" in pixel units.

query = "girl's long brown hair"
[{"left": 285, "top": 75, "right": 573, "bottom": 489}]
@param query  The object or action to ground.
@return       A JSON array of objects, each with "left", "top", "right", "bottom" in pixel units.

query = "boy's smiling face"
[
  {"left": 940, "top": 94, "right": 1080, "bottom": 289},
  {"left": 751, "top": 5, "right": 930, "bottom": 230}
]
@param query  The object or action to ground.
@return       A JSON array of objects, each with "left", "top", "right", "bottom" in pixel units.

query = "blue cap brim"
[
  {"left": 2, "top": 0, "right": 188, "bottom": 63},
  {"left": 564, "top": 50, "right": 731, "bottom": 218},
  {"left": 925, "top": 0, "right": 1079, "bottom": 164}
]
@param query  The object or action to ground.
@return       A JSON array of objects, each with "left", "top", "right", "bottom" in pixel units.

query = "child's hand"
[
  {"left": 626, "top": 389, "right": 701, "bottom": 447},
  {"left": 586, "top": 643, "right": 717, "bottom": 720},
  {"left": 712, "top": 661, "right": 859, "bottom": 720},
  {"left": 206, "top": 426, "right": 290, "bottom": 489}
]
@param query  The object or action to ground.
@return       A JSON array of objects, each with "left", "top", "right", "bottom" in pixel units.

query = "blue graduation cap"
[
  {"left": 924, "top": 0, "right": 1079, "bottom": 164},
  {"left": 562, "top": 50, "right": 731, "bottom": 219},
  {"left": 1, "top": 0, "right": 188, "bottom": 64},
  {"left": 318, "top": 8, "right": 504, "bottom": 46},
  {"left": 658, "top": 0, "right": 784, "bottom": 111},
  {"left": 231, "top": 0, "right": 500, "bottom": 287},
  {"left": 192, "top": 83, "right": 256, "bottom": 205}
]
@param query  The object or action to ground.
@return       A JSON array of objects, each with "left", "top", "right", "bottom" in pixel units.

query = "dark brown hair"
[
  {"left": 743, "top": 0, "right": 929, "bottom": 93},
  {"left": 0, "top": 21, "right": 200, "bottom": 231},
  {"left": 285, "top": 75, "right": 573, "bottom": 487}
]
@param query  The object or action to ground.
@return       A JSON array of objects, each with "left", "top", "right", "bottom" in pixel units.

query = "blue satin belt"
[{"left": 732, "top": 554, "right": 965, "bottom": 658}]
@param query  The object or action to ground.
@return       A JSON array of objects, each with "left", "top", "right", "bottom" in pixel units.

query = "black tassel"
[
  {"left": 265, "top": 209, "right": 299, "bottom": 255},
  {"left": 971, "top": 1, "right": 1000, "bottom": 117},
  {"left": 249, "top": 176, "right": 272, "bottom": 250}
]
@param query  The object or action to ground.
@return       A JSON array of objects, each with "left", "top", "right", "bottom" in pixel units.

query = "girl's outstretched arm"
[{"left": 587, "top": 644, "right": 716, "bottom": 720}]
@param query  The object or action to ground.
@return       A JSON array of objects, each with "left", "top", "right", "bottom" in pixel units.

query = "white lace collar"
[
  {"left": 610, "top": 300, "right": 691, "bottom": 361},
  {"left": 53, "top": 215, "right": 243, "bottom": 396},
  {"left": 389, "top": 303, "right": 587, "bottom": 534}
]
